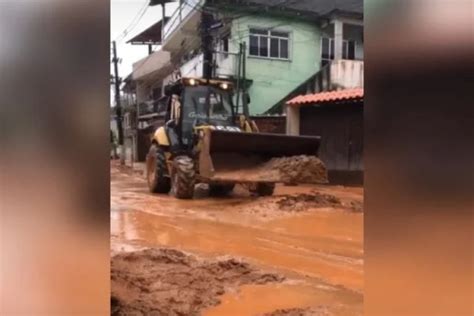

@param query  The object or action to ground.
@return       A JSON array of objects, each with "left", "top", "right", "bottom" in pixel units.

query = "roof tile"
[{"left": 287, "top": 88, "right": 363, "bottom": 106}]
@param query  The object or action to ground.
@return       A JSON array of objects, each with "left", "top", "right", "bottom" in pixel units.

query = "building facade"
[
  {"left": 123, "top": 0, "right": 364, "bottom": 168},
  {"left": 130, "top": 0, "right": 363, "bottom": 115}
]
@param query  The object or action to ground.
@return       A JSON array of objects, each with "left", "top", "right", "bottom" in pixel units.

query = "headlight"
[
  {"left": 220, "top": 83, "right": 228, "bottom": 90},
  {"left": 189, "top": 78, "right": 197, "bottom": 86}
]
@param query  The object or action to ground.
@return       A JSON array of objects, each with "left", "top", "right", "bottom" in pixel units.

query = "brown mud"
[
  {"left": 275, "top": 191, "right": 363, "bottom": 213},
  {"left": 265, "top": 155, "right": 328, "bottom": 184},
  {"left": 111, "top": 162, "right": 363, "bottom": 315},
  {"left": 111, "top": 248, "right": 284, "bottom": 316},
  {"left": 262, "top": 307, "right": 330, "bottom": 316},
  {"left": 212, "top": 155, "right": 328, "bottom": 184}
]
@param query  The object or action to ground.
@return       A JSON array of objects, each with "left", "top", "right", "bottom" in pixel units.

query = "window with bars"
[
  {"left": 321, "top": 37, "right": 356, "bottom": 67},
  {"left": 249, "top": 28, "right": 290, "bottom": 60}
]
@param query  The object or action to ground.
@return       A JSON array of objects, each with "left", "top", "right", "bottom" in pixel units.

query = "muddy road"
[{"left": 111, "top": 163, "right": 363, "bottom": 315}]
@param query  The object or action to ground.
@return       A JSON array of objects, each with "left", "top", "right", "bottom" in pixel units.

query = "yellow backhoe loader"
[{"left": 146, "top": 77, "right": 326, "bottom": 199}]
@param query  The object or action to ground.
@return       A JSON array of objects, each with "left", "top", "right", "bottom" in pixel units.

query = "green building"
[{"left": 130, "top": 0, "right": 363, "bottom": 115}]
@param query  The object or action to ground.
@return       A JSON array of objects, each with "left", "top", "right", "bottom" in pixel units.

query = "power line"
[{"left": 113, "top": 0, "right": 150, "bottom": 43}]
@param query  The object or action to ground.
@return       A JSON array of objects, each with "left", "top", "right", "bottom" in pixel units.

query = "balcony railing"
[
  {"left": 162, "top": 0, "right": 203, "bottom": 42},
  {"left": 329, "top": 59, "right": 364, "bottom": 90},
  {"left": 314, "top": 59, "right": 364, "bottom": 93}
]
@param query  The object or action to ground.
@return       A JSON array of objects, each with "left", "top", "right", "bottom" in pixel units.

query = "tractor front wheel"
[
  {"left": 146, "top": 144, "right": 171, "bottom": 194},
  {"left": 171, "top": 155, "right": 196, "bottom": 199}
]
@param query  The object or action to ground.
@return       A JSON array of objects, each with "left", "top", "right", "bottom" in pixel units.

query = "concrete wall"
[
  {"left": 330, "top": 60, "right": 364, "bottom": 89},
  {"left": 180, "top": 52, "right": 239, "bottom": 79},
  {"left": 251, "top": 115, "right": 286, "bottom": 134},
  {"left": 230, "top": 15, "right": 321, "bottom": 114}
]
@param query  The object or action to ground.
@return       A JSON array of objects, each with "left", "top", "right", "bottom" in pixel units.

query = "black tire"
[
  {"left": 209, "top": 184, "right": 235, "bottom": 197},
  {"left": 146, "top": 144, "right": 171, "bottom": 194},
  {"left": 171, "top": 155, "right": 195, "bottom": 199},
  {"left": 256, "top": 183, "right": 275, "bottom": 196}
]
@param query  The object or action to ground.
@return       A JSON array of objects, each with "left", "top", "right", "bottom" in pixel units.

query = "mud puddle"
[
  {"left": 111, "top": 248, "right": 284, "bottom": 316},
  {"left": 111, "top": 163, "right": 364, "bottom": 315},
  {"left": 111, "top": 209, "right": 363, "bottom": 292},
  {"left": 204, "top": 283, "right": 362, "bottom": 316}
]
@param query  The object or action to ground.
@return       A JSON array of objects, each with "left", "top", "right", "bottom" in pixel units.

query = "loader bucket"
[{"left": 199, "top": 129, "right": 327, "bottom": 184}]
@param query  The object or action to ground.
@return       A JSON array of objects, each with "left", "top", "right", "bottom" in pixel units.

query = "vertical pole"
[
  {"left": 201, "top": 11, "right": 214, "bottom": 79},
  {"left": 235, "top": 43, "right": 242, "bottom": 115},
  {"left": 161, "top": 3, "right": 166, "bottom": 43},
  {"left": 112, "top": 41, "right": 125, "bottom": 164},
  {"left": 242, "top": 41, "right": 249, "bottom": 117},
  {"left": 334, "top": 20, "right": 343, "bottom": 61},
  {"left": 148, "top": 44, "right": 153, "bottom": 55}
]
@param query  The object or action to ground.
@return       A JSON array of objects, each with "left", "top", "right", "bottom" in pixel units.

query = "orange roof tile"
[{"left": 287, "top": 88, "right": 363, "bottom": 106}]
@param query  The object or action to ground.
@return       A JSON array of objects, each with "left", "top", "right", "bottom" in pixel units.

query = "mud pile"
[
  {"left": 212, "top": 155, "right": 328, "bottom": 184},
  {"left": 265, "top": 155, "right": 328, "bottom": 184},
  {"left": 348, "top": 200, "right": 363, "bottom": 212},
  {"left": 277, "top": 193, "right": 342, "bottom": 212},
  {"left": 111, "top": 248, "right": 284, "bottom": 316},
  {"left": 262, "top": 306, "right": 330, "bottom": 316}
]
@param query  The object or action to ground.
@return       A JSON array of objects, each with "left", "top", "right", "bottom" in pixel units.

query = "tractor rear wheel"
[
  {"left": 256, "top": 183, "right": 275, "bottom": 196},
  {"left": 171, "top": 155, "right": 196, "bottom": 199},
  {"left": 146, "top": 144, "right": 171, "bottom": 194}
]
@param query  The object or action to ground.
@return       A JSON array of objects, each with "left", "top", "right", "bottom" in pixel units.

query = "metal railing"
[{"left": 162, "top": 0, "right": 203, "bottom": 42}]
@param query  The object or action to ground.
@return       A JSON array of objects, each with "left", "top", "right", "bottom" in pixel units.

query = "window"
[
  {"left": 249, "top": 28, "right": 290, "bottom": 59},
  {"left": 222, "top": 37, "right": 229, "bottom": 53},
  {"left": 221, "top": 33, "right": 229, "bottom": 59},
  {"left": 321, "top": 37, "right": 356, "bottom": 66}
]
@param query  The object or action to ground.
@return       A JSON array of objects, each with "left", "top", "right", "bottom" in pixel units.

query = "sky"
[{"left": 110, "top": 0, "right": 179, "bottom": 104}]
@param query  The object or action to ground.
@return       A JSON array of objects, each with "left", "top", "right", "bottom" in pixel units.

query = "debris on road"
[
  {"left": 276, "top": 192, "right": 341, "bottom": 212},
  {"left": 262, "top": 306, "right": 330, "bottom": 316},
  {"left": 111, "top": 248, "right": 284, "bottom": 316},
  {"left": 239, "top": 190, "right": 363, "bottom": 219}
]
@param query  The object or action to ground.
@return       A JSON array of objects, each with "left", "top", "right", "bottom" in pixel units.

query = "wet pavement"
[{"left": 111, "top": 163, "right": 364, "bottom": 315}]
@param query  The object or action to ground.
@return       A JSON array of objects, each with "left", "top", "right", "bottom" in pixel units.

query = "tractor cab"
[{"left": 164, "top": 78, "right": 239, "bottom": 149}]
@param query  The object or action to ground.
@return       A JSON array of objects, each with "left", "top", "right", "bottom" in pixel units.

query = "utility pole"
[
  {"left": 242, "top": 41, "right": 250, "bottom": 117},
  {"left": 201, "top": 11, "right": 214, "bottom": 79},
  {"left": 112, "top": 41, "right": 125, "bottom": 164},
  {"left": 235, "top": 43, "right": 243, "bottom": 115}
]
